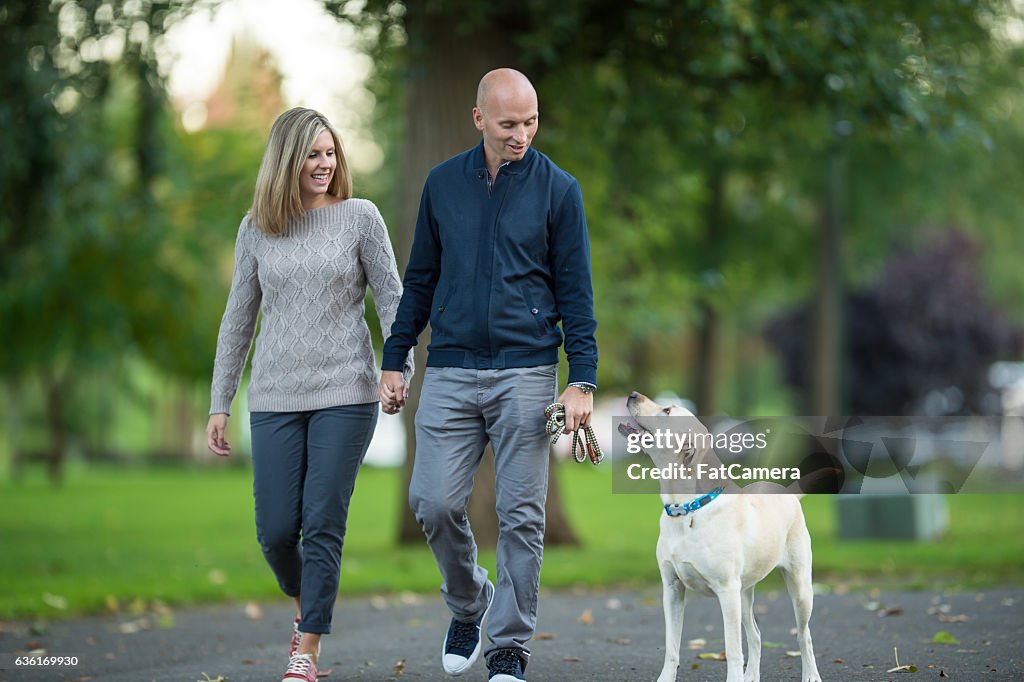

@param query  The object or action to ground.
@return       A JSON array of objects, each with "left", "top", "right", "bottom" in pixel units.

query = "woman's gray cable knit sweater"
[{"left": 210, "top": 199, "right": 411, "bottom": 415}]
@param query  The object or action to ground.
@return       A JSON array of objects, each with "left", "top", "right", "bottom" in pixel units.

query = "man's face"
[{"left": 473, "top": 86, "right": 538, "bottom": 168}]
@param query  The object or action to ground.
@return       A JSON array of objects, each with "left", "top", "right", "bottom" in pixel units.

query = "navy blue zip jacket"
[{"left": 381, "top": 142, "right": 598, "bottom": 385}]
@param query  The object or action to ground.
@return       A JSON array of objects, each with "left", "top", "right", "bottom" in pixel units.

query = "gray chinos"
[
  {"left": 408, "top": 365, "right": 557, "bottom": 659},
  {"left": 250, "top": 403, "right": 378, "bottom": 635}
]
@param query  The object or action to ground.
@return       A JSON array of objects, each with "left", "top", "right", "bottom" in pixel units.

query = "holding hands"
[{"left": 378, "top": 370, "right": 409, "bottom": 415}]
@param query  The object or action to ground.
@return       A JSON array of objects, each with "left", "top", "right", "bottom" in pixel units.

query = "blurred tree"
[
  {"left": 0, "top": 0, "right": 195, "bottom": 482},
  {"left": 766, "top": 229, "right": 1022, "bottom": 415},
  {"left": 333, "top": 0, "right": 1021, "bottom": 542},
  {"left": 516, "top": 2, "right": 1004, "bottom": 413}
]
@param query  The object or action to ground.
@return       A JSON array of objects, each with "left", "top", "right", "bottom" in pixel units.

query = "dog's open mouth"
[{"left": 618, "top": 420, "right": 642, "bottom": 437}]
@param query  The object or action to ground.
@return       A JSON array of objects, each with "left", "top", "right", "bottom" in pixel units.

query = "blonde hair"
[{"left": 250, "top": 107, "right": 353, "bottom": 235}]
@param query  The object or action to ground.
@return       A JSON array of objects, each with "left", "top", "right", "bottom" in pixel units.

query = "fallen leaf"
[
  {"left": 42, "top": 593, "right": 68, "bottom": 610},
  {"left": 940, "top": 670, "right": 949, "bottom": 678},
  {"left": 879, "top": 607, "right": 903, "bottom": 617},
  {"left": 244, "top": 602, "right": 263, "bottom": 620},
  {"left": 605, "top": 598, "right": 622, "bottom": 610},
  {"left": 393, "top": 658, "right": 405, "bottom": 677},
  {"left": 938, "top": 614, "right": 969, "bottom": 623},
  {"left": 611, "top": 638, "right": 631, "bottom": 645},
  {"left": 933, "top": 631, "right": 960, "bottom": 645},
  {"left": 887, "top": 645, "right": 918, "bottom": 673},
  {"left": 785, "top": 651, "right": 802, "bottom": 658},
  {"left": 398, "top": 591, "right": 422, "bottom": 605},
  {"left": 207, "top": 569, "right": 227, "bottom": 586},
  {"left": 577, "top": 609, "right": 594, "bottom": 625},
  {"left": 104, "top": 596, "right": 119, "bottom": 613},
  {"left": 690, "top": 663, "right": 700, "bottom": 670},
  {"left": 834, "top": 658, "right": 845, "bottom": 664},
  {"left": 369, "top": 596, "right": 388, "bottom": 611},
  {"left": 697, "top": 652, "right": 727, "bottom": 661},
  {"left": 563, "top": 656, "right": 582, "bottom": 663},
  {"left": 117, "top": 618, "right": 151, "bottom": 634},
  {"left": 687, "top": 638, "right": 707, "bottom": 650},
  {"left": 85, "top": 636, "right": 97, "bottom": 646},
  {"left": 535, "top": 632, "right": 556, "bottom": 641},
  {"left": 761, "top": 641, "right": 785, "bottom": 649},
  {"left": 196, "top": 675, "right": 229, "bottom": 682},
  {"left": 887, "top": 664, "right": 918, "bottom": 673}
]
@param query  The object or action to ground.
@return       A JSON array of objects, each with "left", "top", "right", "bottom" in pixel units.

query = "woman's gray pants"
[
  {"left": 250, "top": 403, "right": 377, "bottom": 635},
  {"left": 409, "top": 365, "right": 557, "bottom": 660}
]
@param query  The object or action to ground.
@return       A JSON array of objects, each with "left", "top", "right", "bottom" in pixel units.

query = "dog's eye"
[{"left": 662, "top": 407, "right": 672, "bottom": 415}]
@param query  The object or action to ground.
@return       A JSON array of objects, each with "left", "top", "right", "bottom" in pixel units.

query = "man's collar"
[{"left": 470, "top": 140, "right": 534, "bottom": 176}]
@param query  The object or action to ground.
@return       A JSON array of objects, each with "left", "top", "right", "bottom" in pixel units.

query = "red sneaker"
[{"left": 282, "top": 653, "right": 317, "bottom": 681}]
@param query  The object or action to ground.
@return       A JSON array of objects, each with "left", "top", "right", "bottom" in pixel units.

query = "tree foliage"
[
  {"left": 345, "top": 0, "right": 1021, "bottom": 411},
  {"left": 766, "top": 230, "right": 1022, "bottom": 415}
]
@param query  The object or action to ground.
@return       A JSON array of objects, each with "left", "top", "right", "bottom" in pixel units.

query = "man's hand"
[
  {"left": 557, "top": 385, "right": 593, "bottom": 434},
  {"left": 379, "top": 370, "right": 408, "bottom": 415},
  {"left": 206, "top": 413, "right": 231, "bottom": 456}
]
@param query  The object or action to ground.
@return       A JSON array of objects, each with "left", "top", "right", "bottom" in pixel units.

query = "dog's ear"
[{"left": 681, "top": 415, "right": 713, "bottom": 467}]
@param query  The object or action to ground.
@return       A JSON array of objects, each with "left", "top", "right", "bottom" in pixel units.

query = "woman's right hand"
[{"left": 207, "top": 413, "right": 231, "bottom": 456}]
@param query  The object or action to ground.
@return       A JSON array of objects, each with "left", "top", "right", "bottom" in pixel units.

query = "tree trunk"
[
  {"left": 395, "top": 7, "right": 579, "bottom": 547},
  {"left": 5, "top": 379, "right": 23, "bottom": 479},
  {"left": 812, "top": 146, "right": 845, "bottom": 415},
  {"left": 694, "top": 162, "right": 725, "bottom": 414},
  {"left": 42, "top": 372, "right": 70, "bottom": 486}
]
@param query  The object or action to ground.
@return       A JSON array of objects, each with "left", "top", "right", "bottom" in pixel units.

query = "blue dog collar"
[{"left": 664, "top": 487, "right": 725, "bottom": 517}]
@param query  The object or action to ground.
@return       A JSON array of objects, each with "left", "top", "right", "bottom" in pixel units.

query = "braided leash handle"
[{"left": 544, "top": 403, "right": 603, "bottom": 465}]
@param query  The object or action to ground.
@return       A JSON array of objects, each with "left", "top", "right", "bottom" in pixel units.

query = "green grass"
[{"left": 1, "top": 463, "right": 1022, "bottom": 620}]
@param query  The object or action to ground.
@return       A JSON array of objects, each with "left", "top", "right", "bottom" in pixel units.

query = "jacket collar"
[{"left": 469, "top": 140, "right": 535, "bottom": 176}]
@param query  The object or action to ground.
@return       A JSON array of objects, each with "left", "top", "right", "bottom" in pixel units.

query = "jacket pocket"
[
  {"left": 434, "top": 285, "right": 454, "bottom": 315},
  {"left": 520, "top": 286, "right": 549, "bottom": 339}
]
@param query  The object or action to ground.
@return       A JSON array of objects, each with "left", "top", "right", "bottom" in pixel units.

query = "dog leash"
[{"left": 544, "top": 403, "right": 603, "bottom": 465}]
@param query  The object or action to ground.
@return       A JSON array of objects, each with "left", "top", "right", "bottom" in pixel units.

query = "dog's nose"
[{"left": 629, "top": 391, "right": 640, "bottom": 399}]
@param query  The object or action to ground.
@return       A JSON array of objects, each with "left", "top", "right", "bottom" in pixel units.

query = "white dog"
[{"left": 619, "top": 391, "right": 822, "bottom": 682}]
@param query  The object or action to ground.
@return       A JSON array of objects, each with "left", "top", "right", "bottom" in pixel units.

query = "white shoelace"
[{"left": 285, "top": 653, "right": 314, "bottom": 677}]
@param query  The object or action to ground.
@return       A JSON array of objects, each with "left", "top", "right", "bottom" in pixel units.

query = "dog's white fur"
[{"left": 622, "top": 392, "right": 821, "bottom": 682}]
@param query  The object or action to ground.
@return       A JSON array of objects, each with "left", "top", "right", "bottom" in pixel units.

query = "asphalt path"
[{"left": 2, "top": 587, "right": 1022, "bottom": 681}]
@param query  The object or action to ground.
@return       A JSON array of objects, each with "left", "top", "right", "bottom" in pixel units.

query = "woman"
[{"left": 206, "top": 107, "right": 411, "bottom": 682}]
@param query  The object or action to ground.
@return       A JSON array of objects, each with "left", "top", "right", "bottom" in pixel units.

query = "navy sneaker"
[
  {"left": 487, "top": 648, "right": 527, "bottom": 681},
  {"left": 441, "top": 582, "right": 494, "bottom": 676}
]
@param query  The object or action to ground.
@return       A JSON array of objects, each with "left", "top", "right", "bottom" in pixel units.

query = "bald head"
[
  {"left": 476, "top": 68, "right": 537, "bottom": 114},
  {"left": 473, "top": 68, "right": 540, "bottom": 175}
]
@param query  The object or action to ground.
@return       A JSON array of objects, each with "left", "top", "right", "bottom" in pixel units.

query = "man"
[{"left": 378, "top": 68, "right": 598, "bottom": 682}]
